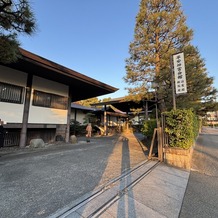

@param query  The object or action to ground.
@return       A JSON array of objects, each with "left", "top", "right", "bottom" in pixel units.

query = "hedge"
[
  {"left": 141, "top": 119, "right": 157, "bottom": 138},
  {"left": 163, "top": 109, "right": 200, "bottom": 149}
]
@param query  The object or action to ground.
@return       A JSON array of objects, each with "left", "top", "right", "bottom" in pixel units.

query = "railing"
[{"left": 3, "top": 132, "right": 20, "bottom": 147}]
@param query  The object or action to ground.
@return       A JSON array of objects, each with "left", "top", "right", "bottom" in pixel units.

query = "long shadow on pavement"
[{"left": 0, "top": 133, "right": 148, "bottom": 218}]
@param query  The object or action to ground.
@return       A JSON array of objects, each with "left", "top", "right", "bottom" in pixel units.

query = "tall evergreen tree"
[
  {"left": 175, "top": 45, "right": 218, "bottom": 115},
  {"left": 0, "top": 0, "right": 35, "bottom": 63},
  {"left": 124, "top": 0, "right": 193, "bottom": 112}
]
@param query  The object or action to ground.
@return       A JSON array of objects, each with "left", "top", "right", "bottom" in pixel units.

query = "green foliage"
[
  {"left": 192, "top": 114, "right": 200, "bottom": 139},
  {"left": 165, "top": 45, "right": 218, "bottom": 115},
  {"left": 124, "top": 0, "right": 193, "bottom": 110},
  {"left": 70, "top": 119, "right": 86, "bottom": 135},
  {"left": 102, "top": 97, "right": 112, "bottom": 102},
  {"left": 201, "top": 118, "right": 208, "bottom": 126},
  {"left": 76, "top": 97, "right": 113, "bottom": 108},
  {"left": 0, "top": 0, "right": 36, "bottom": 63},
  {"left": 83, "top": 112, "right": 97, "bottom": 125},
  {"left": 124, "top": 0, "right": 218, "bottom": 115},
  {"left": 76, "top": 97, "right": 100, "bottom": 107},
  {"left": 141, "top": 119, "right": 157, "bottom": 137},
  {"left": 0, "top": 34, "right": 20, "bottom": 63},
  {"left": 164, "top": 109, "right": 200, "bottom": 149}
]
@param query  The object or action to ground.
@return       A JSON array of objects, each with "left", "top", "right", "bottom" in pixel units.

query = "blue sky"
[{"left": 19, "top": 0, "right": 218, "bottom": 100}]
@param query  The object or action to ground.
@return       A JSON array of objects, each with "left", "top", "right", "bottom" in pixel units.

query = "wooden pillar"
[
  {"left": 157, "top": 127, "right": 163, "bottom": 162},
  {"left": 74, "top": 109, "right": 77, "bottom": 122},
  {"left": 65, "top": 88, "right": 72, "bottom": 143},
  {"left": 73, "top": 109, "right": 77, "bottom": 135},
  {"left": 19, "top": 74, "right": 32, "bottom": 148},
  {"left": 126, "top": 117, "right": 129, "bottom": 131},
  {"left": 104, "top": 105, "right": 107, "bottom": 135}
]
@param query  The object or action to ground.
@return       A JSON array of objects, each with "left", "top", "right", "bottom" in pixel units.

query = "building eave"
[{"left": 3, "top": 48, "right": 118, "bottom": 101}]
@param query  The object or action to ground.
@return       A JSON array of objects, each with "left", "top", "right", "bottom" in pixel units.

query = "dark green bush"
[
  {"left": 163, "top": 109, "right": 200, "bottom": 149},
  {"left": 193, "top": 114, "right": 201, "bottom": 139},
  {"left": 70, "top": 119, "right": 86, "bottom": 135},
  {"left": 141, "top": 119, "right": 157, "bottom": 137}
]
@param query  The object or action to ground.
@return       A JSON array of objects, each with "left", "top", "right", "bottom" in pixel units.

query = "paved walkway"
[
  {"left": 99, "top": 163, "right": 188, "bottom": 218},
  {"left": 49, "top": 132, "right": 190, "bottom": 218},
  {"left": 51, "top": 162, "right": 189, "bottom": 218},
  {"left": 51, "top": 128, "right": 218, "bottom": 218}
]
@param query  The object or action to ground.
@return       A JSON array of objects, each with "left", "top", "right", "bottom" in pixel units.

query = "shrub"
[
  {"left": 193, "top": 114, "right": 201, "bottom": 139},
  {"left": 141, "top": 119, "right": 157, "bottom": 138},
  {"left": 70, "top": 119, "right": 86, "bottom": 135},
  {"left": 163, "top": 109, "right": 200, "bottom": 149}
]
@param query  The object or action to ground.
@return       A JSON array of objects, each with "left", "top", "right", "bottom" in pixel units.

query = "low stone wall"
[
  {"left": 164, "top": 146, "right": 194, "bottom": 170},
  {"left": 56, "top": 124, "right": 67, "bottom": 141}
]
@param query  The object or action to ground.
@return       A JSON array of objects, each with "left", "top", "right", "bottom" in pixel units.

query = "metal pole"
[{"left": 170, "top": 55, "right": 176, "bottom": 110}]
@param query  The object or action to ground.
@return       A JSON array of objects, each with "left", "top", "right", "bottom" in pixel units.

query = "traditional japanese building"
[{"left": 0, "top": 48, "right": 117, "bottom": 147}]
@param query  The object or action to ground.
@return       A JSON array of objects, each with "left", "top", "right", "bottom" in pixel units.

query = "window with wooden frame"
[
  {"left": 0, "top": 82, "right": 24, "bottom": 104},
  {"left": 33, "top": 90, "right": 68, "bottom": 110}
]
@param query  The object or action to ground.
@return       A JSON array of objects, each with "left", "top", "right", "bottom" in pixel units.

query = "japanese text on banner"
[{"left": 173, "top": 52, "right": 187, "bottom": 94}]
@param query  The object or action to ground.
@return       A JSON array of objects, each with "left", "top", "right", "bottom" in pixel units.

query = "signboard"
[{"left": 173, "top": 52, "right": 187, "bottom": 94}]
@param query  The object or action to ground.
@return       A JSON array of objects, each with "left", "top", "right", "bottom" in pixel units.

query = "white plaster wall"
[
  {"left": 28, "top": 76, "right": 69, "bottom": 124},
  {"left": 32, "top": 76, "right": 68, "bottom": 96},
  {"left": 0, "top": 66, "right": 27, "bottom": 123},
  {"left": 71, "top": 110, "right": 86, "bottom": 124},
  {"left": 0, "top": 65, "right": 27, "bottom": 86}
]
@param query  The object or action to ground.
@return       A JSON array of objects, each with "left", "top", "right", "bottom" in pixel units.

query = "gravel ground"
[{"left": 0, "top": 132, "right": 148, "bottom": 218}]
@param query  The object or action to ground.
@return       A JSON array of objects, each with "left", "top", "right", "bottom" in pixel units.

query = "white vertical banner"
[{"left": 173, "top": 52, "right": 187, "bottom": 94}]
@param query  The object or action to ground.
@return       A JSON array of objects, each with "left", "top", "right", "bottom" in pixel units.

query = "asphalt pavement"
[{"left": 179, "top": 127, "right": 218, "bottom": 218}]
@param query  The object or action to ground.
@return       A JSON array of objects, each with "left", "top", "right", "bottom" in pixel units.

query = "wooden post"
[
  {"left": 65, "top": 89, "right": 72, "bottom": 143},
  {"left": 157, "top": 127, "right": 163, "bottom": 162},
  {"left": 19, "top": 74, "right": 32, "bottom": 148},
  {"left": 155, "top": 92, "right": 160, "bottom": 128},
  {"left": 104, "top": 105, "right": 107, "bottom": 135},
  {"left": 126, "top": 117, "right": 129, "bottom": 131},
  {"left": 148, "top": 128, "right": 157, "bottom": 160}
]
